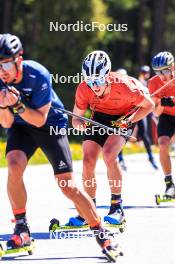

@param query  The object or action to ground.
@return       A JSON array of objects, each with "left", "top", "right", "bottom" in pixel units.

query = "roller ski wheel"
[
  {"left": 0, "top": 239, "right": 35, "bottom": 259},
  {"left": 155, "top": 194, "right": 161, "bottom": 205},
  {"left": 28, "top": 239, "right": 35, "bottom": 255},
  {"left": 49, "top": 218, "right": 60, "bottom": 232},
  {"left": 102, "top": 244, "right": 123, "bottom": 263},
  {"left": 119, "top": 220, "right": 126, "bottom": 233},
  {"left": 0, "top": 244, "right": 3, "bottom": 260},
  {"left": 155, "top": 194, "right": 175, "bottom": 205}
]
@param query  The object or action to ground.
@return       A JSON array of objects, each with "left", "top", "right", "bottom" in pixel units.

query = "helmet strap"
[
  {"left": 10, "top": 56, "right": 21, "bottom": 83},
  {"left": 14, "top": 56, "right": 19, "bottom": 81}
]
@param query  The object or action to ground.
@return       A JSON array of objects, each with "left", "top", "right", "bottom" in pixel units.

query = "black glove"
[
  {"left": 112, "top": 118, "right": 133, "bottom": 129},
  {"left": 161, "top": 97, "right": 175, "bottom": 107}
]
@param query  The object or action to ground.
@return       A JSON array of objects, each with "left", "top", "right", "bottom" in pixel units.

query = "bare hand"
[
  {"left": 3, "top": 87, "right": 20, "bottom": 107},
  {"left": 0, "top": 90, "right": 7, "bottom": 108}
]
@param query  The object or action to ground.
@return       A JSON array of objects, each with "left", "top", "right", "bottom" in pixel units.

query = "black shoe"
[{"left": 7, "top": 219, "right": 31, "bottom": 249}]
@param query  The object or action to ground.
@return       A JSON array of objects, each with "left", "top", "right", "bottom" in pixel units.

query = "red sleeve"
[
  {"left": 148, "top": 77, "right": 175, "bottom": 97},
  {"left": 75, "top": 83, "right": 89, "bottom": 110}
]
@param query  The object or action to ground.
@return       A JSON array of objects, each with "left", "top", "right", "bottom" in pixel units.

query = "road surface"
[{"left": 0, "top": 153, "right": 175, "bottom": 264}]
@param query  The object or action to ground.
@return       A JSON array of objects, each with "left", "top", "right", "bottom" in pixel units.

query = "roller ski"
[
  {"left": 92, "top": 226, "right": 123, "bottom": 262},
  {"left": 0, "top": 240, "right": 35, "bottom": 259},
  {"left": 49, "top": 216, "right": 125, "bottom": 234},
  {"left": 155, "top": 181, "right": 175, "bottom": 205},
  {"left": 0, "top": 219, "right": 35, "bottom": 259},
  {"left": 104, "top": 202, "right": 126, "bottom": 233},
  {"left": 155, "top": 194, "right": 175, "bottom": 205}
]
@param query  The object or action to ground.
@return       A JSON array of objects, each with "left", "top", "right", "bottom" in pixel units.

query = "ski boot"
[
  {"left": 92, "top": 226, "right": 123, "bottom": 262},
  {"left": 7, "top": 219, "right": 31, "bottom": 249},
  {"left": 104, "top": 202, "right": 126, "bottom": 232},
  {"left": 165, "top": 183, "right": 175, "bottom": 198},
  {"left": 155, "top": 182, "right": 175, "bottom": 205},
  {"left": 65, "top": 215, "right": 88, "bottom": 227}
]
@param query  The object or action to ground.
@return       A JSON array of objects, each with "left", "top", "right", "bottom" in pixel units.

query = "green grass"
[{"left": 0, "top": 141, "right": 158, "bottom": 167}]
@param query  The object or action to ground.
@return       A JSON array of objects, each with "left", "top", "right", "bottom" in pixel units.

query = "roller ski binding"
[
  {"left": 104, "top": 203, "right": 126, "bottom": 233},
  {"left": 49, "top": 218, "right": 89, "bottom": 232},
  {"left": 155, "top": 183, "right": 175, "bottom": 205},
  {"left": 0, "top": 241, "right": 35, "bottom": 259},
  {"left": 65, "top": 215, "right": 88, "bottom": 227},
  {"left": 0, "top": 219, "right": 35, "bottom": 259}
]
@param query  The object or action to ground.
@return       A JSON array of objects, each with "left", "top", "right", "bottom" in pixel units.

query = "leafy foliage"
[{"left": 0, "top": 0, "right": 175, "bottom": 140}]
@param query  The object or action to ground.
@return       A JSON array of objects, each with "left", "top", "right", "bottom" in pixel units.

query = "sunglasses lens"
[
  {"left": 95, "top": 78, "right": 106, "bottom": 86},
  {"left": 0, "top": 61, "right": 14, "bottom": 71},
  {"left": 86, "top": 77, "right": 106, "bottom": 88},
  {"left": 86, "top": 80, "right": 94, "bottom": 88},
  {"left": 163, "top": 69, "right": 171, "bottom": 75},
  {"left": 154, "top": 69, "right": 172, "bottom": 75}
]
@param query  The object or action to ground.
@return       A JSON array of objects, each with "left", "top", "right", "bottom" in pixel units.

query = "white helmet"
[{"left": 82, "top": 50, "right": 111, "bottom": 83}]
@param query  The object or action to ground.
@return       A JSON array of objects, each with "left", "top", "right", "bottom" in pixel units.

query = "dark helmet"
[
  {"left": 0, "top": 33, "right": 23, "bottom": 60},
  {"left": 152, "top": 51, "right": 174, "bottom": 70},
  {"left": 139, "top": 65, "right": 151, "bottom": 73}
]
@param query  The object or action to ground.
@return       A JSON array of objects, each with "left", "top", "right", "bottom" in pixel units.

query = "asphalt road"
[{"left": 0, "top": 153, "right": 175, "bottom": 264}]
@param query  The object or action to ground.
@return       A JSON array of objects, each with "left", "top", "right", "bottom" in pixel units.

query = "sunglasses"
[
  {"left": 86, "top": 78, "right": 106, "bottom": 88},
  {"left": 154, "top": 68, "right": 172, "bottom": 76},
  {"left": 0, "top": 60, "right": 16, "bottom": 71}
]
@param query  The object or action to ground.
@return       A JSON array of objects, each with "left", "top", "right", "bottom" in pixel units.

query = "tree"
[{"left": 150, "top": 0, "right": 166, "bottom": 56}]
